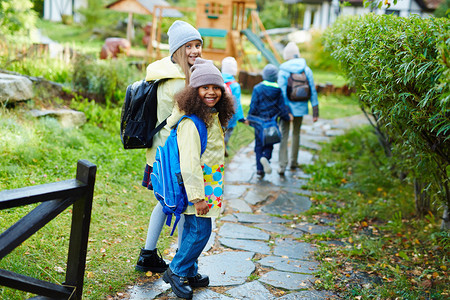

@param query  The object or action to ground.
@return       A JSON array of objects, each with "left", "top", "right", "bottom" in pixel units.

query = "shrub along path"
[{"left": 118, "top": 114, "right": 369, "bottom": 299}]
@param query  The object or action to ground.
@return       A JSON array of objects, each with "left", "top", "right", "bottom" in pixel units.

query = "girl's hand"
[{"left": 194, "top": 200, "right": 210, "bottom": 215}]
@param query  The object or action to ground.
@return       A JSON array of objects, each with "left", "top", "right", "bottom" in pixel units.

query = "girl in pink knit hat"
[{"left": 161, "top": 58, "right": 234, "bottom": 299}]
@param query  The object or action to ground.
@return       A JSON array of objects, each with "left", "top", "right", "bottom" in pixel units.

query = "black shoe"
[
  {"left": 256, "top": 170, "right": 265, "bottom": 178},
  {"left": 163, "top": 267, "right": 193, "bottom": 299},
  {"left": 135, "top": 248, "right": 168, "bottom": 273},
  {"left": 188, "top": 273, "right": 209, "bottom": 288}
]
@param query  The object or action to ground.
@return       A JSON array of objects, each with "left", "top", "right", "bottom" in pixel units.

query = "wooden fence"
[{"left": 0, "top": 160, "right": 96, "bottom": 299}]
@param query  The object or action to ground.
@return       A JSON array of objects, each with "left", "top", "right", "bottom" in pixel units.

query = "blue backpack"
[{"left": 151, "top": 115, "right": 208, "bottom": 236}]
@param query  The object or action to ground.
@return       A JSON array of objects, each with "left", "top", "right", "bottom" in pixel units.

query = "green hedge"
[{"left": 323, "top": 14, "right": 449, "bottom": 218}]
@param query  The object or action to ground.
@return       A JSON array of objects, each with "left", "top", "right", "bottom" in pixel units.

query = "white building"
[
  {"left": 43, "top": 0, "right": 88, "bottom": 23},
  {"left": 284, "top": 0, "right": 442, "bottom": 30}
]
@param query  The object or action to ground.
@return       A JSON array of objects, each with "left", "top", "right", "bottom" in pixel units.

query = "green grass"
[
  {"left": 36, "top": 19, "right": 104, "bottom": 56},
  {"left": 311, "top": 68, "right": 348, "bottom": 87},
  {"left": 299, "top": 127, "right": 450, "bottom": 299}
]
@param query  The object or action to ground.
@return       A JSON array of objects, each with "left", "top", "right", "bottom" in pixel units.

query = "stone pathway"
[{"left": 126, "top": 115, "right": 369, "bottom": 299}]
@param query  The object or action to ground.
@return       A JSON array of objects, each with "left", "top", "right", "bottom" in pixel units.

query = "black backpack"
[
  {"left": 120, "top": 79, "right": 167, "bottom": 149},
  {"left": 286, "top": 71, "right": 311, "bottom": 102}
]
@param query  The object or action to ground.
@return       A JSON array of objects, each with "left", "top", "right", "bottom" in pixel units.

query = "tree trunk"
[
  {"left": 441, "top": 206, "right": 450, "bottom": 230},
  {"left": 414, "top": 178, "right": 430, "bottom": 218},
  {"left": 441, "top": 180, "right": 450, "bottom": 230}
]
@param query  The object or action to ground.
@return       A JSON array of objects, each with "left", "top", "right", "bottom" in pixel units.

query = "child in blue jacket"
[
  {"left": 221, "top": 57, "right": 246, "bottom": 156},
  {"left": 248, "top": 64, "right": 293, "bottom": 178}
]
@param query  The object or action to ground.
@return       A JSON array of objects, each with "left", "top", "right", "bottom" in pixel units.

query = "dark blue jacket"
[{"left": 248, "top": 81, "right": 291, "bottom": 122}]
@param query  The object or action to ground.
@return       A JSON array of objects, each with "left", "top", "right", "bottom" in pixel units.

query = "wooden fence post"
[{"left": 64, "top": 160, "right": 96, "bottom": 299}]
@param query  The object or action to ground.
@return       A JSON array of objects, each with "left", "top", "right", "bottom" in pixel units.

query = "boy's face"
[
  {"left": 185, "top": 40, "right": 202, "bottom": 66},
  {"left": 198, "top": 85, "right": 222, "bottom": 108}
]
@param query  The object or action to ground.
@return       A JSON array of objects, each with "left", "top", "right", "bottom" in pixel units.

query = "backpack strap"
[
  {"left": 175, "top": 115, "right": 208, "bottom": 155},
  {"left": 167, "top": 115, "right": 207, "bottom": 236},
  {"left": 225, "top": 80, "right": 237, "bottom": 88},
  {"left": 145, "top": 80, "right": 168, "bottom": 140}
]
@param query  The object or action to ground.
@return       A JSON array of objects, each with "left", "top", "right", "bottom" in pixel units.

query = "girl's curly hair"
[{"left": 174, "top": 86, "right": 235, "bottom": 128}]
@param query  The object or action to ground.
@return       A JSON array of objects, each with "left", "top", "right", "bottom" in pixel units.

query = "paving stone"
[
  {"left": 301, "top": 134, "right": 331, "bottom": 143},
  {"left": 297, "top": 150, "right": 315, "bottom": 165},
  {"left": 254, "top": 223, "right": 298, "bottom": 236},
  {"left": 278, "top": 290, "right": 340, "bottom": 299},
  {"left": 219, "top": 237, "right": 271, "bottom": 254},
  {"left": 227, "top": 199, "right": 253, "bottom": 212},
  {"left": 226, "top": 281, "right": 275, "bottom": 300},
  {"left": 274, "top": 239, "right": 316, "bottom": 260},
  {"left": 198, "top": 252, "right": 255, "bottom": 286},
  {"left": 204, "top": 231, "right": 216, "bottom": 252},
  {"left": 244, "top": 188, "right": 275, "bottom": 205},
  {"left": 128, "top": 278, "right": 170, "bottom": 300},
  {"left": 261, "top": 191, "right": 311, "bottom": 215},
  {"left": 233, "top": 213, "right": 288, "bottom": 224},
  {"left": 219, "top": 214, "right": 238, "bottom": 222},
  {"left": 325, "top": 129, "right": 345, "bottom": 136},
  {"left": 332, "top": 114, "right": 369, "bottom": 129},
  {"left": 258, "top": 271, "right": 314, "bottom": 290},
  {"left": 300, "top": 139, "right": 322, "bottom": 150},
  {"left": 219, "top": 223, "right": 270, "bottom": 240},
  {"left": 224, "top": 184, "right": 248, "bottom": 199},
  {"left": 258, "top": 256, "right": 319, "bottom": 273},
  {"left": 294, "top": 222, "right": 336, "bottom": 235},
  {"left": 193, "top": 289, "right": 234, "bottom": 299}
]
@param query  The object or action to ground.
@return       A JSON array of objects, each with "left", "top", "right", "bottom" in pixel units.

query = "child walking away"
[
  {"left": 136, "top": 20, "right": 203, "bottom": 273},
  {"left": 162, "top": 58, "right": 234, "bottom": 299},
  {"left": 247, "top": 64, "right": 293, "bottom": 178},
  {"left": 221, "top": 56, "right": 246, "bottom": 156}
]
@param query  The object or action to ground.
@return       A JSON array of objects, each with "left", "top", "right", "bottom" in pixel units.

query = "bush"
[
  {"left": 72, "top": 55, "right": 144, "bottom": 104},
  {"left": 0, "top": 0, "right": 37, "bottom": 38},
  {"left": 323, "top": 14, "right": 450, "bottom": 226}
]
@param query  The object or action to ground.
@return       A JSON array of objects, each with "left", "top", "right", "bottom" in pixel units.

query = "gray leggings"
[{"left": 144, "top": 202, "right": 184, "bottom": 250}]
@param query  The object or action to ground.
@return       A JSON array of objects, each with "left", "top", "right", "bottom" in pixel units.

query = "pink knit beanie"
[{"left": 189, "top": 58, "right": 224, "bottom": 88}]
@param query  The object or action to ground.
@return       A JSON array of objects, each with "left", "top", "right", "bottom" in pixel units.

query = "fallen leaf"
[{"left": 146, "top": 271, "right": 153, "bottom": 277}]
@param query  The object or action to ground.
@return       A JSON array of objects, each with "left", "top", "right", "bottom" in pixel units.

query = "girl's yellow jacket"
[
  {"left": 144, "top": 56, "right": 185, "bottom": 166},
  {"left": 171, "top": 113, "right": 225, "bottom": 218}
]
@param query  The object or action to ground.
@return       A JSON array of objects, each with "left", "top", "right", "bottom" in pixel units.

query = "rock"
[
  {"left": 0, "top": 73, "right": 33, "bottom": 103},
  {"left": 100, "top": 37, "right": 131, "bottom": 59},
  {"left": 29, "top": 109, "right": 87, "bottom": 128},
  {"left": 226, "top": 281, "right": 275, "bottom": 299},
  {"left": 198, "top": 252, "right": 255, "bottom": 286},
  {"left": 273, "top": 239, "right": 317, "bottom": 260},
  {"left": 127, "top": 278, "right": 170, "bottom": 300},
  {"left": 219, "top": 223, "right": 270, "bottom": 240},
  {"left": 219, "top": 237, "right": 271, "bottom": 254},
  {"left": 233, "top": 213, "right": 288, "bottom": 224},
  {"left": 261, "top": 191, "right": 311, "bottom": 215},
  {"left": 258, "top": 256, "right": 320, "bottom": 273},
  {"left": 258, "top": 271, "right": 315, "bottom": 290}
]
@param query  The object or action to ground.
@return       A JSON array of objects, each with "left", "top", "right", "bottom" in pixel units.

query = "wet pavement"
[{"left": 126, "top": 115, "right": 369, "bottom": 299}]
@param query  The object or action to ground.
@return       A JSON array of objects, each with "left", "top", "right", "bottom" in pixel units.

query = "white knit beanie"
[
  {"left": 168, "top": 20, "right": 203, "bottom": 56},
  {"left": 283, "top": 42, "right": 301, "bottom": 60},
  {"left": 221, "top": 57, "right": 238, "bottom": 76}
]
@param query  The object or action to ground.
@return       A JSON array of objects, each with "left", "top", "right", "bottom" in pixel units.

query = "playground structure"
[{"left": 149, "top": 0, "right": 282, "bottom": 70}]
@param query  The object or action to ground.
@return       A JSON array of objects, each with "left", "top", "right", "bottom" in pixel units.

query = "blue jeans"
[
  {"left": 254, "top": 128, "right": 274, "bottom": 172},
  {"left": 169, "top": 214, "right": 212, "bottom": 277}
]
